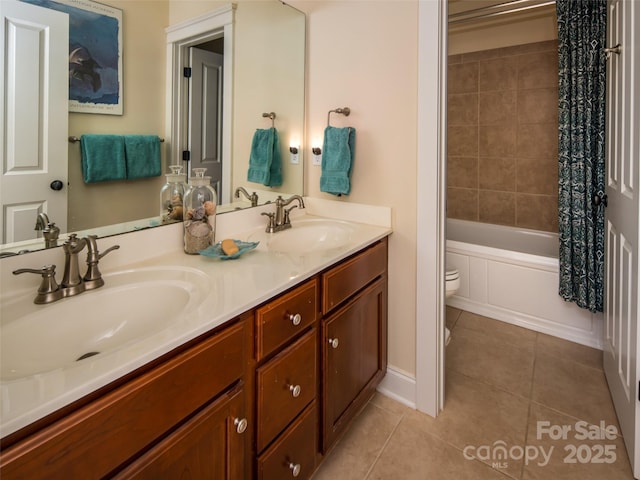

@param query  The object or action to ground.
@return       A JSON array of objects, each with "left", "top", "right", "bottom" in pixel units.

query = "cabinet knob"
[
  {"left": 234, "top": 417, "right": 247, "bottom": 434},
  {"left": 288, "top": 313, "right": 302, "bottom": 326},
  {"left": 289, "top": 384, "right": 301, "bottom": 398},
  {"left": 328, "top": 338, "right": 339, "bottom": 349},
  {"left": 289, "top": 462, "right": 301, "bottom": 477}
]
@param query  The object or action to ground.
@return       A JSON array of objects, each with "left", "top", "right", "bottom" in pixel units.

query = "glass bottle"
[
  {"left": 183, "top": 168, "right": 217, "bottom": 254},
  {"left": 159, "top": 165, "right": 186, "bottom": 224}
]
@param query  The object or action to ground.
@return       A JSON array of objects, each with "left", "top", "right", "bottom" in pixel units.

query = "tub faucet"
[{"left": 234, "top": 187, "right": 259, "bottom": 207}]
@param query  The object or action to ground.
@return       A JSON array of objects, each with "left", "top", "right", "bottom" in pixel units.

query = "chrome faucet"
[
  {"left": 35, "top": 212, "right": 60, "bottom": 248},
  {"left": 261, "top": 195, "right": 305, "bottom": 233},
  {"left": 234, "top": 187, "right": 259, "bottom": 207},
  {"left": 12, "top": 235, "right": 120, "bottom": 304}
]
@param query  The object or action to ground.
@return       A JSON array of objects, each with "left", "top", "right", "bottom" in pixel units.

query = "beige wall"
[
  {"left": 68, "top": 1, "right": 168, "bottom": 231},
  {"left": 291, "top": 0, "right": 420, "bottom": 377}
]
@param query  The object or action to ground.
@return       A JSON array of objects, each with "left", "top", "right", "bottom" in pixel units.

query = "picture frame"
[{"left": 21, "top": 0, "right": 123, "bottom": 115}]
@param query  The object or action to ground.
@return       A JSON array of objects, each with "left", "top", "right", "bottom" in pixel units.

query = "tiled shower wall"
[{"left": 447, "top": 40, "right": 559, "bottom": 233}]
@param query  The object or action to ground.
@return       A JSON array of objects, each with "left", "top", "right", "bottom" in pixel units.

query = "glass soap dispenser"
[
  {"left": 160, "top": 165, "right": 186, "bottom": 224},
  {"left": 183, "top": 168, "right": 217, "bottom": 254}
]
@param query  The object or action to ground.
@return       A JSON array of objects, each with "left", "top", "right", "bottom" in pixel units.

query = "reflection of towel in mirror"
[
  {"left": 247, "top": 128, "right": 282, "bottom": 187},
  {"left": 124, "top": 135, "right": 162, "bottom": 180},
  {"left": 80, "top": 135, "right": 126, "bottom": 183},
  {"left": 320, "top": 126, "right": 355, "bottom": 196}
]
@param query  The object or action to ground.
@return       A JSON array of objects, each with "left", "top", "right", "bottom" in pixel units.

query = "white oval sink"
[
  {"left": 0, "top": 266, "right": 209, "bottom": 381},
  {"left": 247, "top": 218, "right": 358, "bottom": 254}
]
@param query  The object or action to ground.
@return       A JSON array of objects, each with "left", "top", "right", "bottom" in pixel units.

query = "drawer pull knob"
[
  {"left": 289, "top": 384, "right": 302, "bottom": 397},
  {"left": 289, "top": 462, "right": 301, "bottom": 477},
  {"left": 288, "top": 313, "right": 302, "bottom": 326},
  {"left": 328, "top": 338, "right": 339, "bottom": 349},
  {"left": 234, "top": 417, "right": 248, "bottom": 434}
]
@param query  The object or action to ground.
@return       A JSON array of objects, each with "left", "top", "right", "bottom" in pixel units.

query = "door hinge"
[
  {"left": 183, "top": 67, "right": 192, "bottom": 78},
  {"left": 182, "top": 150, "right": 190, "bottom": 161}
]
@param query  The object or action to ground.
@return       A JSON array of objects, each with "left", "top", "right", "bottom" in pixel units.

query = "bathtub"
[{"left": 446, "top": 219, "right": 603, "bottom": 349}]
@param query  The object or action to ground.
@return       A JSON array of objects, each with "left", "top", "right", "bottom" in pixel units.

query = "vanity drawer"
[
  {"left": 322, "top": 238, "right": 387, "bottom": 314},
  {"left": 256, "top": 279, "right": 318, "bottom": 361},
  {"left": 256, "top": 329, "right": 317, "bottom": 452},
  {"left": 257, "top": 402, "right": 317, "bottom": 480}
]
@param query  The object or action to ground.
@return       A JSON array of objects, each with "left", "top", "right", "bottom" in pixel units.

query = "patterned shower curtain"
[{"left": 557, "top": 0, "right": 607, "bottom": 313}]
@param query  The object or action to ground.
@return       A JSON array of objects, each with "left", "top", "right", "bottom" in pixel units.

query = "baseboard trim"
[{"left": 377, "top": 367, "right": 417, "bottom": 409}]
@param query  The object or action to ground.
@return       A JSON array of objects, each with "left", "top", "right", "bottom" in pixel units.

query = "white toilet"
[{"left": 444, "top": 267, "right": 460, "bottom": 346}]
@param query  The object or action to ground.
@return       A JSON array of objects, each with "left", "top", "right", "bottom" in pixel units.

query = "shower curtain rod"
[{"left": 448, "top": 0, "right": 556, "bottom": 25}]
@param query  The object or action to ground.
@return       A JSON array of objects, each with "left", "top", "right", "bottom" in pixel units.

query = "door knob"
[
  {"left": 592, "top": 193, "right": 608, "bottom": 208},
  {"left": 50, "top": 180, "right": 64, "bottom": 191}
]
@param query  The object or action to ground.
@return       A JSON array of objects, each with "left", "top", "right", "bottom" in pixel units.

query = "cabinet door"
[
  {"left": 113, "top": 385, "right": 247, "bottom": 480},
  {"left": 322, "top": 278, "right": 387, "bottom": 452}
]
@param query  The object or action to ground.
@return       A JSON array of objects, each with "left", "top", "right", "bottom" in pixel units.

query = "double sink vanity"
[{"left": 0, "top": 198, "right": 391, "bottom": 479}]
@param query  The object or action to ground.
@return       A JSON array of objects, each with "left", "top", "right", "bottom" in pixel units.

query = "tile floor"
[{"left": 311, "top": 307, "right": 635, "bottom": 480}]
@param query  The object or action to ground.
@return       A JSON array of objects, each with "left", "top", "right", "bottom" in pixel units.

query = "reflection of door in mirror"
[
  {"left": 0, "top": 1, "right": 68, "bottom": 244},
  {"left": 188, "top": 46, "right": 224, "bottom": 202}
]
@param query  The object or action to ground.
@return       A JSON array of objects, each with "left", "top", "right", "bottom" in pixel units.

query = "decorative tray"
[{"left": 198, "top": 240, "right": 259, "bottom": 260}]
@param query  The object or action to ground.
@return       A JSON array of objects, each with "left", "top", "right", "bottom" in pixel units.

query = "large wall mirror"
[{"left": 1, "top": 0, "right": 305, "bottom": 255}]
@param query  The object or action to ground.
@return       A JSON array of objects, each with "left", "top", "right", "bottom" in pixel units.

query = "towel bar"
[
  {"left": 68, "top": 136, "right": 165, "bottom": 143},
  {"left": 262, "top": 112, "right": 276, "bottom": 128},
  {"left": 327, "top": 107, "right": 350, "bottom": 127}
]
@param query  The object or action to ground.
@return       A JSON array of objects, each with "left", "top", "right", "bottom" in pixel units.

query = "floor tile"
[
  {"left": 522, "top": 403, "right": 633, "bottom": 480},
  {"left": 446, "top": 306, "right": 462, "bottom": 330},
  {"left": 455, "top": 311, "right": 537, "bottom": 350},
  {"left": 535, "top": 333, "right": 603, "bottom": 371},
  {"left": 446, "top": 326, "right": 535, "bottom": 397},
  {"left": 311, "top": 402, "right": 401, "bottom": 480},
  {"left": 412, "top": 370, "right": 529, "bottom": 478},
  {"left": 531, "top": 352, "right": 619, "bottom": 429},
  {"left": 367, "top": 413, "right": 510, "bottom": 480}
]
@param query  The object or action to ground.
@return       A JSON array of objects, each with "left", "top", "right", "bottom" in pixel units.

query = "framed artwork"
[{"left": 22, "top": 0, "right": 123, "bottom": 115}]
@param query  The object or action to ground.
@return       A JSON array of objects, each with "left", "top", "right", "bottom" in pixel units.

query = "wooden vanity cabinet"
[
  {"left": 0, "top": 318, "right": 249, "bottom": 480},
  {"left": 321, "top": 238, "right": 388, "bottom": 452},
  {"left": 253, "top": 279, "right": 319, "bottom": 480}
]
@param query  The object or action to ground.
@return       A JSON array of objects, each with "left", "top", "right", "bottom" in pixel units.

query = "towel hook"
[
  {"left": 262, "top": 112, "right": 276, "bottom": 128},
  {"left": 68, "top": 136, "right": 165, "bottom": 143},
  {"left": 327, "top": 107, "right": 351, "bottom": 127}
]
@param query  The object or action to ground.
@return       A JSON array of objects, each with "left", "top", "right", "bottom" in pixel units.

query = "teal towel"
[
  {"left": 320, "top": 126, "right": 355, "bottom": 196},
  {"left": 247, "top": 128, "right": 283, "bottom": 187},
  {"left": 124, "top": 135, "right": 161, "bottom": 180},
  {"left": 80, "top": 135, "right": 126, "bottom": 183}
]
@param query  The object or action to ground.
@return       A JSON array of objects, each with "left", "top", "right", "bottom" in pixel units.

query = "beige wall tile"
[
  {"left": 479, "top": 190, "right": 516, "bottom": 225},
  {"left": 449, "top": 62, "right": 479, "bottom": 94},
  {"left": 479, "top": 91, "right": 517, "bottom": 125},
  {"left": 448, "top": 125, "right": 478, "bottom": 156},
  {"left": 517, "top": 157, "right": 558, "bottom": 195},
  {"left": 448, "top": 156, "right": 478, "bottom": 188},
  {"left": 517, "top": 123, "right": 558, "bottom": 158},
  {"left": 479, "top": 157, "right": 516, "bottom": 191},
  {"left": 479, "top": 124, "right": 517, "bottom": 157},
  {"left": 447, "top": 187, "right": 478, "bottom": 220},
  {"left": 518, "top": 88, "right": 558, "bottom": 124},
  {"left": 516, "top": 194, "right": 558, "bottom": 231},
  {"left": 479, "top": 56, "right": 518, "bottom": 92},
  {"left": 448, "top": 93, "right": 478, "bottom": 125},
  {"left": 518, "top": 51, "right": 558, "bottom": 89}
]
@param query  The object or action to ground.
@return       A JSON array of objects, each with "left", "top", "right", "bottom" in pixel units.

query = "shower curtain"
[{"left": 557, "top": 0, "right": 607, "bottom": 313}]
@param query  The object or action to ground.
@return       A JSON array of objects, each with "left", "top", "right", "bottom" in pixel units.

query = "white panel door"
[
  {"left": 188, "top": 47, "right": 224, "bottom": 201},
  {"left": 603, "top": 0, "right": 640, "bottom": 478},
  {"left": 0, "top": 0, "right": 68, "bottom": 244}
]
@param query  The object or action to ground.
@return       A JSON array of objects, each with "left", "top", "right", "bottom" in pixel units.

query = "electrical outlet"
[
  {"left": 312, "top": 153, "right": 322, "bottom": 166},
  {"left": 290, "top": 152, "right": 300, "bottom": 164}
]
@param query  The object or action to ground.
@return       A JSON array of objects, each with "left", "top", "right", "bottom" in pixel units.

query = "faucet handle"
[
  {"left": 284, "top": 205, "right": 298, "bottom": 225},
  {"left": 13, "top": 265, "right": 63, "bottom": 304},
  {"left": 261, "top": 212, "right": 276, "bottom": 233}
]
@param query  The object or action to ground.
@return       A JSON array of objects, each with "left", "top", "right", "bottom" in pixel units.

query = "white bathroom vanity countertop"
[{"left": 0, "top": 198, "right": 391, "bottom": 438}]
